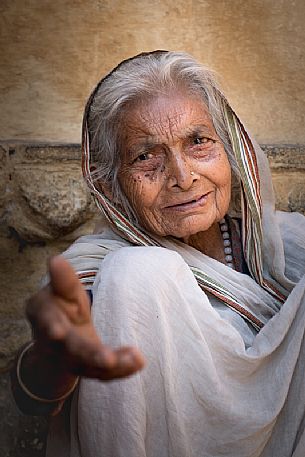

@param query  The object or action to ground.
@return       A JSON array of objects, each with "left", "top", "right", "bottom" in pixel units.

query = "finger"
[
  {"left": 81, "top": 346, "right": 145, "bottom": 380},
  {"left": 96, "top": 346, "right": 145, "bottom": 380},
  {"left": 26, "top": 288, "right": 61, "bottom": 332},
  {"left": 27, "top": 295, "right": 71, "bottom": 344},
  {"left": 48, "top": 256, "right": 87, "bottom": 304},
  {"left": 62, "top": 330, "right": 144, "bottom": 380}
]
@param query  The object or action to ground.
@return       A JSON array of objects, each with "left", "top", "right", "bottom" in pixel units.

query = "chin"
[
  {"left": 144, "top": 211, "right": 224, "bottom": 239},
  {"left": 167, "top": 220, "right": 215, "bottom": 239}
]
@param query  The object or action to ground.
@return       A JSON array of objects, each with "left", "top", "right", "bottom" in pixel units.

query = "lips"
[{"left": 164, "top": 192, "right": 212, "bottom": 211}]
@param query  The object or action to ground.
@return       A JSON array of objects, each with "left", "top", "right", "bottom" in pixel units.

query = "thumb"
[{"left": 48, "top": 255, "right": 85, "bottom": 303}]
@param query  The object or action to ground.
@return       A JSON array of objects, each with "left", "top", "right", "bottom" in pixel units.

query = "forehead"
[{"left": 121, "top": 92, "right": 215, "bottom": 144}]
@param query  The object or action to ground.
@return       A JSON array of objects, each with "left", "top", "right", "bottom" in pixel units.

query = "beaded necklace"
[{"left": 219, "top": 217, "right": 234, "bottom": 268}]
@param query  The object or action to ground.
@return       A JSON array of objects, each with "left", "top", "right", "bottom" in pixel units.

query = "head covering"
[{"left": 80, "top": 51, "right": 291, "bottom": 330}]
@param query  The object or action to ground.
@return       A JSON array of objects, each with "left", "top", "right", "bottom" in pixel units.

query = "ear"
[
  {"left": 99, "top": 181, "right": 113, "bottom": 201},
  {"left": 95, "top": 179, "right": 114, "bottom": 201},
  {"left": 89, "top": 164, "right": 114, "bottom": 201}
]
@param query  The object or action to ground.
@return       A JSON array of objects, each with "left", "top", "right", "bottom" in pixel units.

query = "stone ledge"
[
  {"left": 1, "top": 142, "right": 96, "bottom": 241},
  {"left": 262, "top": 144, "right": 305, "bottom": 170},
  {"left": 3, "top": 142, "right": 305, "bottom": 165},
  {"left": 1, "top": 142, "right": 304, "bottom": 242},
  {"left": 1, "top": 142, "right": 81, "bottom": 162},
  {"left": 24, "top": 144, "right": 81, "bottom": 162}
]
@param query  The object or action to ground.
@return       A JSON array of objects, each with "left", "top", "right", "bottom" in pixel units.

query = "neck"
[{"left": 183, "top": 222, "right": 226, "bottom": 264}]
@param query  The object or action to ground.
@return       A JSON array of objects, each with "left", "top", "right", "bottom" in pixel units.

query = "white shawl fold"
[{"left": 46, "top": 210, "right": 305, "bottom": 457}]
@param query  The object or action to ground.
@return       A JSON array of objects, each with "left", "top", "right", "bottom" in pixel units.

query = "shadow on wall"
[{"left": 0, "top": 372, "right": 48, "bottom": 457}]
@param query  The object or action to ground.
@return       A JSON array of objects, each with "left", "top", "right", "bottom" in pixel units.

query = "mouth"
[{"left": 164, "top": 192, "right": 212, "bottom": 212}]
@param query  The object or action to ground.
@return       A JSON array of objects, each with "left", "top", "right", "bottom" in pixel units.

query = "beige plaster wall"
[{"left": 1, "top": 0, "right": 305, "bottom": 144}]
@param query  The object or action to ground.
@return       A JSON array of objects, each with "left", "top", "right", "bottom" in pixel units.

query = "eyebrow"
[
  {"left": 127, "top": 140, "right": 158, "bottom": 156},
  {"left": 183, "top": 124, "right": 217, "bottom": 138},
  {"left": 126, "top": 124, "right": 217, "bottom": 156}
]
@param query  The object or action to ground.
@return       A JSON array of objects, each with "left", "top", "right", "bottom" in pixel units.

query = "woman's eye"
[
  {"left": 136, "top": 152, "right": 153, "bottom": 162},
  {"left": 193, "top": 137, "right": 210, "bottom": 145}
]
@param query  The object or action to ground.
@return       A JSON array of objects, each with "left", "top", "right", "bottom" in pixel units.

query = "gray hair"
[{"left": 87, "top": 51, "right": 238, "bottom": 223}]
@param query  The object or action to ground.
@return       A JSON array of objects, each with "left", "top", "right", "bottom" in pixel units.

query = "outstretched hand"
[{"left": 26, "top": 256, "right": 144, "bottom": 382}]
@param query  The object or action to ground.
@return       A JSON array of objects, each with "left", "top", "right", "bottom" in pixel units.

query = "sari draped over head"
[{"left": 47, "top": 52, "right": 305, "bottom": 457}]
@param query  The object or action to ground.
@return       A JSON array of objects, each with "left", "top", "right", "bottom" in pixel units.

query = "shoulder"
[
  {"left": 100, "top": 245, "right": 186, "bottom": 276},
  {"left": 276, "top": 211, "right": 305, "bottom": 282},
  {"left": 276, "top": 210, "right": 305, "bottom": 226},
  {"left": 92, "top": 245, "right": 194, "bottom": 300},
  {"left": 276, "top": 210, "right": 305, "bottom": 245}
]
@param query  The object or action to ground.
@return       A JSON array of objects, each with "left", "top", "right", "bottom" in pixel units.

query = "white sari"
[{"left": 45, "top": 207, "right": 305, "bottom": 457}]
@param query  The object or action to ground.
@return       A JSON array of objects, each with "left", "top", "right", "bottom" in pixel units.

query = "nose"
[{"left": 166, "top": 152, "right": 198, "bottom": 190}]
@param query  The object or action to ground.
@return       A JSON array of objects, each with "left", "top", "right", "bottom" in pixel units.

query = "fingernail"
[
  {"left": 120, "top": 351, "right": 136, "bottom": 366},
  {"left": 121, "top": 349, "right": 144, "bottom": 367}
]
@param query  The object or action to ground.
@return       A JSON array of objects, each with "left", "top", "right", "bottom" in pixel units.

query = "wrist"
[{"left": 17, "top": 341, "right": 79, "bottom": 402}]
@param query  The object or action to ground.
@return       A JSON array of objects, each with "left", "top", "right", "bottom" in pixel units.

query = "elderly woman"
[{"left": 12, "top": 51, "right": 305, "bottom": 457}]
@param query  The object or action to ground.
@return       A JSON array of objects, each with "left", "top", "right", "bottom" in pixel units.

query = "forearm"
[{"left": 11, "top": 341, "right": 78, "bottom": 416}]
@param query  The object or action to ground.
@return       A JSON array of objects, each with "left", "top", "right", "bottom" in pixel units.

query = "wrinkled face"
[{"left": 117, "top": 91, "right": 232, "bottom": 239}]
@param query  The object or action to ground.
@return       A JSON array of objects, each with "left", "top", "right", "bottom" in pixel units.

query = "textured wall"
[{"left": 1, "top": 0, "right": 305, "bottom": 143}]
